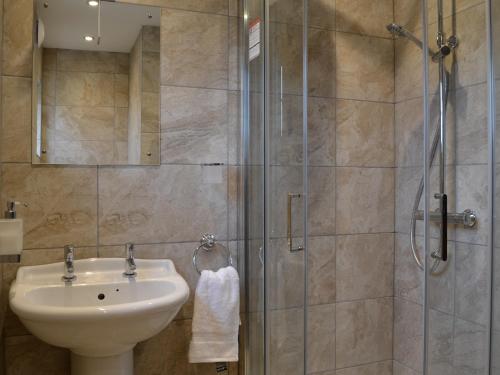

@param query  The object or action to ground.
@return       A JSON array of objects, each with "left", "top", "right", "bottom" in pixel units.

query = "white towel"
[{"left": 189, "top": 266, "right": 240, "bottom": 363}]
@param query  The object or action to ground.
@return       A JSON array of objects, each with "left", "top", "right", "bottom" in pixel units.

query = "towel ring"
[{"left": 192, "top": 234, "right": 233, "bottom": 275}]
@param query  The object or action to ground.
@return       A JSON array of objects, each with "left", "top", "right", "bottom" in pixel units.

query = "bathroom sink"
[{"left": 9, "top": 258, "right": 189, "bottom": 375}]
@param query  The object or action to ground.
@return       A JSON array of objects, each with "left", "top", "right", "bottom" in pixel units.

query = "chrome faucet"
[
  {"left": 62, "top": 245, "right": 76, "bottom": 282},
  {"left": 123, "top": 243, "right": 136, "bottom": 278}
]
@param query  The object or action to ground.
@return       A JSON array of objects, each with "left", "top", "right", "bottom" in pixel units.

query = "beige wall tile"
[
  {"left": 134, "top": 319, "right": 231, "bottom": 375},
  {"left": 42, "top": 48, "right": 57, "bottom": 72},
  {"left": 55, "top": 106, "right": 115, "bottom": 142},
  {"left": 308, "top": 28, "right": 335, "bottom": 98},
  {"left": 309, "top": 0, "right": 335, "bottom": 30},
  {"left": 163, "top": 0, "right": 228, "bottom": 15},
  {"left": 395, "top": 97, "right": 423, "bottom": 167},
  {"left": 336, "top": 361, "right": 393, "bottom": 375},
  {"left": 307, "top": 304, "right": 335, "bottom": 373},
  {"left": 309, "top": 97, "right": 336, "bottom": 166},
  {"left": 229, "top": 0, "right": 240, "bottom": 17},
  {"left": 269, "top": 22, "right": 303, "bottom": 96},
  {"left": 308, "top": 236, "right": 335, "bottom": 305},
  {"left": 98, "top": 165, "right": 227, "bottom": 244},
  {"left": 395, "top": 166, "right": 421, "bottom": 235},
  {"left": 3, "top": 0, "right": 33, "bottom": 77},
  {"left": 337, "top": 100, "right": 394, "bottom": 167},
  {"left": 42, "top": 70, "right": 56, "bottom": 106},
  {"left": 141, "top": 92, "right": 159, "bottom": 133},
  {"left": 309, "top": 167, "right": 335, "bottom": 236},
  {"left": 336, "top": 298, "right": 393, "bottom": 368},
  {"left": 161, "top": 9, "right": 228, "bottom": 89},
  {"left": 395, "top": 34, "right": 423, "bottom": 102},
  {"left": 5, "top": 335, "right": 70, "bottom": 375},
  {"left": 1, "top": 76, "right": 31, "bottom": 162},
  {"left": 269, "top": 0, "right": 303, "bottom": 25},
  {"left": 268, "top": 238, "right": 305, "bottom": 309},
  {"left": 455, "top": 4, "right": 487, "bottom": 88},
  {"left": 1, "top": 164, "right": 98, "bottom": 248},
  {"left": 395, "top": 233, "right": 423, "bottom": 304},
  {"left": 456, "top": 165, "right": 489, "bottom": 245},
  {"left": 116, "top": 53, "right": 130, "bottom": 74},
  {"left": 228, "top": 17, "right": 240, "bottom": 91},
  {"left": 56, "top": 50, "right": 117, "bottom": 73},
  {"left": 337, "top": 33, "right": 394, "bottom": 102},
  {"left": 160, "top": 86, "right": 227, "bottom": 164},
  {"left": 56, "top": 72, "right": 115, "bottom": 107},
  {"left": 269, "top": 308, "right": 304, "bottom": 375},
  {"left": 114, "top": 73, "right": 129, "bottom": 107},
  {"left": 455, "top": 83, "right": 488, "bottom": 165},
  {"left": 336, "top": 167, "right": 394, "bottom": 234},
  {"left": 140, "top": 133, "right": 160, "bottom": 164},
  {"left": 142, "top": 51, "right": 160, "bottom": 93},
  {"left": 394, "top": 298, "right": 423, "bottom": 372},
  {"left": 52, "top": 140, "right": 115, "bottom": 165},
  {"left": 227, "top": 91, "right": 241, "bottom": 165},
  {"left": 269, "top": 94, "right": 303, "bottom": 165},
  {"left": 142, "top": 26, "right": 160, "bottom": 53},
  {"left": 336, "top": 233, "right": 394, "bottom": 301},
  {"left": 453, "top": 318, "right": 489, "bottom": 375},
  {"left": 336, "top": 0, "right": 393, "bottom": 38},
  {"left": 394, "top": 360, "right": 422, "bottom": 375},
  {"left": 455, "top": 242, "right": 490, "bottom": 325},
  {"left": 115, "top": 107, "right": 129, "bottom": 141}
]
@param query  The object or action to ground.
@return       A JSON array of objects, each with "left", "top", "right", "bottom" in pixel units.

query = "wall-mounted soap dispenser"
[{"left": 0, "top": 201, "right": 26, "bottom": 263}]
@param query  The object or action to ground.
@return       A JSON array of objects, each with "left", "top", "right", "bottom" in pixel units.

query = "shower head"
[
  {"left": 386, "top": 23, "right": 426, "bottom": 52},
  {"left": 386, "top": 23, "right": 406, "bottom": 37}
]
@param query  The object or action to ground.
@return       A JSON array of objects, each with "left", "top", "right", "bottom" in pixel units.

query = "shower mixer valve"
[{"left": 433, "top": 34, "right": 458, "bottom": 62}]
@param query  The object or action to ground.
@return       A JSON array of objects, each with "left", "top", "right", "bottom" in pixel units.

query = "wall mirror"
[{"left": 32, "top": 0, "right": 161, "bottom": 165}]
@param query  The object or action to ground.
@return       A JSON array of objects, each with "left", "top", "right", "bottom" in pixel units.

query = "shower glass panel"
[
  {"left": 492, "top": 0, "right": 500, "bottom": 373},
  {"left": 422, "top": 1, "right": 491, "bottom": 374},
  {"left": 243, "top": 0, "right": 308, "bottom": 374}
]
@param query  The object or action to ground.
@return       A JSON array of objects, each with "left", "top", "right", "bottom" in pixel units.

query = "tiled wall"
[
  {"left": 0, "top": 0, "right": 241, "bottom": 374},
  {"left": 393, "top": 1, "right": 490, "bottom": 374},
  {"left": 40, "top": 48, "right": 131, "bottom": 164},
  {"left": 333, "top": 1, "right": 395, "bottom": 373}
]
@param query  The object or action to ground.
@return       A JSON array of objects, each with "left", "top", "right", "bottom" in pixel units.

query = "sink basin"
[{"left": 9, "top": 258, "right": 189, "bottom": 375}]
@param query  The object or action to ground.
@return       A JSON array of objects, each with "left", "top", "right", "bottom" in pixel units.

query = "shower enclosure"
[{"left": 241, "top": 0, "right": 500, "bottom": 374}]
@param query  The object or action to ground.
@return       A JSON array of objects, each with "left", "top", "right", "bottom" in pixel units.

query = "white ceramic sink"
[{"left": 9, "top": 258, "right": 189, "bottom": 375}]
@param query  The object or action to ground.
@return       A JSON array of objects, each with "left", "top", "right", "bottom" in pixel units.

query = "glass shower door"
[
  {"left": 266, "top": 1, "right": 308, "bottom": 373},
  {"left": 243, "top": 0, "right": 308, "bottom": 374}
]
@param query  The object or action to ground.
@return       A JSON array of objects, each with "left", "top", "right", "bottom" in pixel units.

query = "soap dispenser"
[{"left": 0, "top": 201, "right": 25, "bottom": 262}]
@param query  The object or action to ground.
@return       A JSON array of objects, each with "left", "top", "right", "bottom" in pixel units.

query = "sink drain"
[{"left": 98, "top": 293, "right": 105, "bottom": 300}]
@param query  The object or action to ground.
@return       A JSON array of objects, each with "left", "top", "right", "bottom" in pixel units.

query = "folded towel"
[{"left": 189, "top": 266, "right": 240, "bottom": 363}]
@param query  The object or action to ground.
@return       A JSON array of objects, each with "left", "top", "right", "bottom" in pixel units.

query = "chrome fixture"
[
  {"left": 387, "top": 8, "right": 471, "bottom": 274},
  {"left": 414, "top": 209, "right": 477, "bottom": 227},
  {"left": 192, "top": 234, "right": 233, "bottom": 275},
  {"left": 287, "top": 193, "right": 304, "bottom": 252},
  {"left": 386, "top": 22, "right": 458, "bottom": 63},
  {"left": 4, "top": 201, "right": 28, "bottom": 219},
  {"left": 123, "top": 243, "right": 137, "bottom": 278},
  {"left": 62, "top": 245, "right": 76, "bottom": 282}
]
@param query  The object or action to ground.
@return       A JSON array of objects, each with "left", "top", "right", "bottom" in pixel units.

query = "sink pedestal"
[{"left": 71, "top": 350, "right": 133, "bottom": 375}]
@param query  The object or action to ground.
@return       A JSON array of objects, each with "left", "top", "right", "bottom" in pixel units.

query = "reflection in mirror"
[{"left": 32, "top": 0, "right": 160, "bottom": 165}]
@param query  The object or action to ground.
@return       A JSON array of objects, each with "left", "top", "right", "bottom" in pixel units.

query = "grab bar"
[{"left": 287, "top": 193, "right": 304, "bottom": 252}]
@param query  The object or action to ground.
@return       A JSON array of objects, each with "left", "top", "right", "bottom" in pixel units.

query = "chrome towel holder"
[{"left": 192, "top": 234, "right": 233, "bottom": 275}]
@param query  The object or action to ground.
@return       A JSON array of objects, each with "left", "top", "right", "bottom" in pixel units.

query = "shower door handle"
[{"left": 287, "top": 193, "right": 304, "bottom": 252}]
